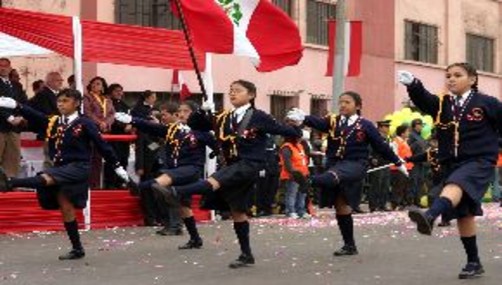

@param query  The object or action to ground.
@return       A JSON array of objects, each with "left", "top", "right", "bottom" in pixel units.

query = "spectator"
[
  {"left": 31, "top": 79, "right": 45, "bottom": 94},
  {"left": 408, "top": 118, "right": 428, "bottom": 206},
  {"left": 132, "top": 90, "right": 161, "bottom": 226},
  {"left": 28, "top": 72, "right": 64, "bottom": 169},
  {"left": 390, "top": 124, "right": 414, "bottom": 210},
  {"left": 0, "top": 58, "right": 28, "bottom": 177},
  {"left": 280, "top": 117, "right": 310, "bottom": 219},
  {"left": 255, "top": 134, "right": 280, "bottom": 217},
  {"left": 83, "top": 76, "right": 115, "bottom": 188},
  {"left": 67, "top": 74, "right": 76, "bottom": 89},
  {"left": 8, "top": 69, "right": 21, "bottom": 87},
  {"left": 104, "top": 83, "right": 132, "bottom": 189},
  {"left": 367, "top": 120, "right": 392, "bottom": 212}
]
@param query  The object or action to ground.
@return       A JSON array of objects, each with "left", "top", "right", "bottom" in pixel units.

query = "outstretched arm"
[
  {"left": 131, "top": 118, "right": 168, "bottom": 138},
  {"left": 18, "top": 104, "right": 50, "bottom": 130},
  {"left": 259, "top": 112, "right": 302, "bottom": 137},
  {"left": 303, "top": 115, "right": 331, "bottom": 133}
]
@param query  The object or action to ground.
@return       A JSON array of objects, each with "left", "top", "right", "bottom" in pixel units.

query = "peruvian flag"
[
  {"left": 175, "top": 0, "right": 303, "bottom": 72},
  {"left": 171, "top": 70, "right": 191, "bottom": 100},
  {"left": 326, "top": 21, "right": 363, "bottom": 77}
]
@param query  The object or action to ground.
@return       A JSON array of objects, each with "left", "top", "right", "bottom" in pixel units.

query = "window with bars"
[
  {"left": 404, "top": 21, "right": 438, "bottom": 64},
  {"left": 306, "top": 0, "right": 336, "bottom": 45},
  {"left": 310, "top": 98, "right": 329, "bottom": 117},
  {"left": 270, "top": 95, "right": 298, "bottom": 121},
  {"left": 466, "top": 34, "right": 494, "bottom": 73},
  {"left": 272, "top": 0, "right": 293, "bottom": 16},
  {"left": 115, "top": 0, "right": 182, "bottom": 30}
]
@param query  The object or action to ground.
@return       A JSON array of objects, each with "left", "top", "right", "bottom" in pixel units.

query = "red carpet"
[{"left": 0, "top": 191, "right": 210, "bottom": 234}]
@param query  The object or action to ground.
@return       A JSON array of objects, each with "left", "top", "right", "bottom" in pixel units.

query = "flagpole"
[
  {"left": 331, "top": 0, "right": 347, "bottom": 112},
  {"left": 72, "top": 16, "right": 90, "bottom": 230},
  {"left": 202, "top": 52, "right": 217, "bottom": 221},
  {"left": 173, "top": 0, "right": 208, "bottom": 101}
]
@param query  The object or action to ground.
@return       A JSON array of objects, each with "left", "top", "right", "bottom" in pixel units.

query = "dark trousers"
[
  {"left": 104, "top": 141, "right": 130, "bottom": 189},
  {"left": 154, "top": 199, "right": 182, "bottom": 230},
  {"left": 391, "top": 171, "right": 410, "bottom": 207},
  {"left": 139, "top": 173, "right": 165, "bottom": 225},
  {"left": 255, "top": 171, "right": 279, "bottom": 214},
  {"left": 367, "top": 169, "right": 391, "bottom": 210},
  {"left": 409, "top": 163, "right": 425, "bottom": 205}
]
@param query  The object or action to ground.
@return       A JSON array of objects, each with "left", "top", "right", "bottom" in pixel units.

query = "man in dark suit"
[
  {"left": 28, "top": 72, "right": 63, "bottom": 117},
  {"left": 28, "top": 72, "right": 63, "bottom": 169},
  {"left": 0, "top": 58, "right": 28, "bottom": 177},
  {"left": 408, "top": 118, "right": 427, "bottom": 206},
  {"left": 367, "top": 120, "right": 392, "bottom": 212}
]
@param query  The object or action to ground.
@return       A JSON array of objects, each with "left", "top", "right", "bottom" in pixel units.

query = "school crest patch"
[{"left": 466, "top": 107, "right": 484, "bottom": 122}]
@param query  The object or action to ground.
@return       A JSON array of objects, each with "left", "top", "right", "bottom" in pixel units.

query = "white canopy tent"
[{"left": 0, "top": 32, "right": 52, "bottom": 57}]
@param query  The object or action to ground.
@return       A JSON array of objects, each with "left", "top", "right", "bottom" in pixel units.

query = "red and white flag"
[
  {"left": 171, "top": 70, "right": 191, "bottom": 100},
  {"left": 326, "top": 21, "right": 363, "bottom": 77},
  {"left": 174, "top": 0, "right": 303, "bottom": 72}
]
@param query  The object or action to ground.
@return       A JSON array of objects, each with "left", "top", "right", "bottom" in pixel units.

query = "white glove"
[
  {"left": 397, "top": 70, "right": 415, "bottom": 86},
  {"left": 201, "top": 101, "right": 214, "bottom": 111},
  {"left": 0, "top": 97, "right": 18, "bottom": 109},
  {"left": 397, "top": 163, "right": 409, "bottom": 177},
  {"left": 114, "top": 112, "right": 132, "bottom": 124},
  {"left": 114, "top": 166, "right": 129, "bottom": 182},
  {"left": 259, "top": 170, "right": 266, "bottom": 177},
  {"left": 286, "top": 108, "right": 306, "bottom": 123}
]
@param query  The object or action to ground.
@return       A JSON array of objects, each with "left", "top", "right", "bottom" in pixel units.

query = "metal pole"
[
  {"left": 331, "top": 0, "right": 347, "bottom": 112},
  {"left": 72, "top": 16, "right": 90, "bottom": 230},
  {"left": 173, "top": 0, "right": 208, "bottom": 101}
]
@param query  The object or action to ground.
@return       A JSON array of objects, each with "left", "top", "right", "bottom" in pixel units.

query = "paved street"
[{"left": 1, "top": 204, "right": 501, "bottom": 285}]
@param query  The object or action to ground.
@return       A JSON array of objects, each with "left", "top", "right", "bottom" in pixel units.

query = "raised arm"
[{"left": 398, "top": 71, "right": 440, "bottom": 117}]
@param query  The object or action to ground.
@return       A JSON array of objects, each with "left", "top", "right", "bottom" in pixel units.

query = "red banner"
[{"left": 0, "top": 7, "right": 204, "bottom": 70}]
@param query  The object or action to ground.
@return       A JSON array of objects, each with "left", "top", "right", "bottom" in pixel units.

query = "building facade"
[{"left": 1, "top": 0, "right": 501, "bottom": 121}]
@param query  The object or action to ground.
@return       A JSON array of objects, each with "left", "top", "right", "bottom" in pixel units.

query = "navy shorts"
[
  {"left": 37, "top": 162, "right": 91, "bottom": 210},
  {"left": 160, "top": 165, "right": 203, "bottom": 186},
  {"left": 160, "top": 165, "right": 203, "bottom": 207},
  {"left": 319, "top": 159, "right": 367, "bottom": 208},
  {"left": 202, "top": 160, "right": 264, "bottom": 212},
  {"left": 441, "top": 158, "right": 494, "bottom": 219}
]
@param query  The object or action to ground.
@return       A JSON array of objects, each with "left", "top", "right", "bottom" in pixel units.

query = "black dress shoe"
[
  {"left": 0, "top": 168, "right": 12, "bottom": 193},
  {"left": 58, "top": 249, "right": 85, "bottom": 260},
  {"left": 333, "top": 245, "right": 358, "bottom": 256},
  {"left": 408, "top": 207, "right": 433, "bottom": 235},
  {"left": 228, "top": 254, "right": 255, "bottom": 269},
  {"left": 178, "top": 239, "right": 203, "bottom": 250},
  {"left": 458, "top": 262, "right": 484, "bottom": 279},
  {"left": 151, "top": 183, "right": 179, "bottom": 206},
  {"left": 157, "top": 228, "right": 183, "bottom": 236}
]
